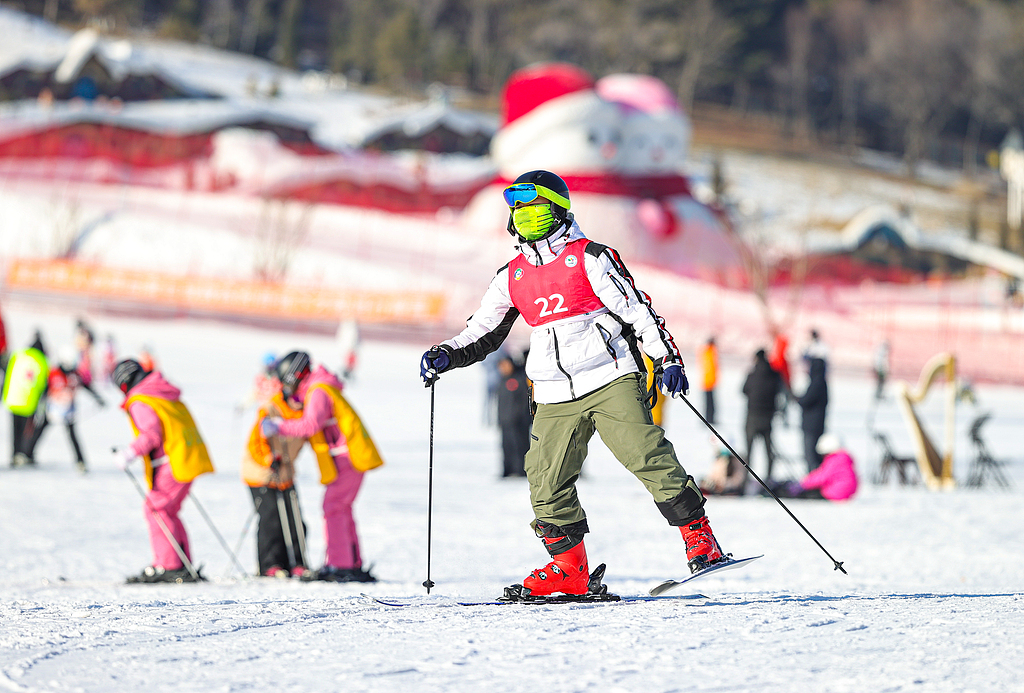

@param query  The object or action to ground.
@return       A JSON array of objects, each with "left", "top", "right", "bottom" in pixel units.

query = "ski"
[
  {"left": 648, "top": 554, "right": 763, "bottom": 596},
  {"left": 365, "top": 564, "right": 709, "bottom": 607},
  {"left": 366, "top": 593, "right": 708, "bottom": 608}
]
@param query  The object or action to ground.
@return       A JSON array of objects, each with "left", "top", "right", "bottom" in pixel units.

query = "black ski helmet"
[
  {"left": 505, "top": 170, "right": 572, "bottom": 243},
  {"left": 275, "top": 351, "right": 312, "bottom": 398},
  {"left": 112, "top": 359, "right": 149, "bottom": 395}
]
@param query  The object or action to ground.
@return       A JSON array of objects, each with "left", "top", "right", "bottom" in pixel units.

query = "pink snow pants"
[
  {"left": 323, "top": 456, "right": 364, "bottom": 569},
  {"left": 144, "top": 464, "right": 192, "bottom": 570}
]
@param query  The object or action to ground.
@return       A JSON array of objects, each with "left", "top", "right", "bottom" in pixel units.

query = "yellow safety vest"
[
  {"left": 2, "top": 348, "right": 49, "bottom": 416},
  {"left": 306, "top": 382, "right": 384, "bottom": 484},
  {"left": 125, "top": 394, "right": 215, "bottom": 489}
]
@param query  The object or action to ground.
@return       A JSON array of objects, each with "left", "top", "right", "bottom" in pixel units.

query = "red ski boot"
[
  {"left": 680, "top": 516, "right": 725, "bottom": 573},
  {"left": 522, "top": 540, "right": 590, "bottom": 596}
]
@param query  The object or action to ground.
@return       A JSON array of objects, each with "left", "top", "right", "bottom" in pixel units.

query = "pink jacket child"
[
  {"left": 799, "top": 433, "right": 858, "bottom": 501},
  {"left": 113, "top": 360, "right": 214, "bottom": 584},
  {"left": 266, "top": 353, "right": 382, "bottom": 583}
]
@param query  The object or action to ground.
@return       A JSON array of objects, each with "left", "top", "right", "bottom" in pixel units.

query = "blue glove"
[
  {"left": 658, "top": 364, "right": 689, "bottom": 397},
  {"left": 420, "top": 346, "right": 451, "bottom": 386},
  {"left": 260, "top": 417, "right": 282, "bottom": 437}
]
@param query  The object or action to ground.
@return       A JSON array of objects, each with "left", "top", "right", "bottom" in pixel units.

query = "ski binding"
[{"left": 500, "top": 563, "right": 620, "bottom": 604}]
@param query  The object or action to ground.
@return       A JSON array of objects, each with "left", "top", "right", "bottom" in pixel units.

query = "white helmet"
[{"left": 815, "top": 433, "right": 842, "bottom": 456}]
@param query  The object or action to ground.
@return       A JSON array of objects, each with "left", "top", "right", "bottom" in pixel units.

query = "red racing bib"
[{"left": 508, "top": 239, "right": 605, "bottom": 326}]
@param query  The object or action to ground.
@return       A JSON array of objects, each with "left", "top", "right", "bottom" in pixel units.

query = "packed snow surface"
[{"left": 1, "top": 301, "right": 1022, "bottom": 692}]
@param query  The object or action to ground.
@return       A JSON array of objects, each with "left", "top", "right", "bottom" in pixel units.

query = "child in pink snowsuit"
[
  {"left": 265, "top": 352, "right": 382, "bottom": 583},
  {"left": 113, "top": 359, "right": 214, "bottom": 583},
  {"left": 798, "top": 433, "right": 858, "bottom": 501}
]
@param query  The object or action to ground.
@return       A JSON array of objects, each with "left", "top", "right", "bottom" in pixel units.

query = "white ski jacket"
[{"left": 441, "top": 222, "right": 684, "bottom": 404}]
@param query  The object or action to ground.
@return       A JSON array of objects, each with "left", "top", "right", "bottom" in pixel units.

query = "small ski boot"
[
  {"left": 680, "top": 516, "right": 726, "bottom": 574},
  {"left": 314, "top": 565, "right": 377, "bottom": 583},
  {"left": 126, "top": 566, "right": 204, "bottom": 584}
]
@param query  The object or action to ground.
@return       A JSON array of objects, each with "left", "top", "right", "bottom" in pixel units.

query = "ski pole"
[
  {"left": 122, "top": 464, "right": 201, "bottom": 581},
  {"left": 673, "top": 392, "right": 847, "bottom": 574},
  {"left": 189, "top": 491, "right": 249, "bottom": 578},
  {"left": 276, "top": 489, "right": 298, "bottom": 569},
  {"left": 423, "top": 381, "right": 436, "bottom": 593},
  {"left": 288, "top": 488, "right": 308, "bottom": 566},
  {"left": 268, "top": 440, "right": 304, "bottom": 570}
]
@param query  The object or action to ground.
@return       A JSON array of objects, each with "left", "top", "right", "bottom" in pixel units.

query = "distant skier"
[
  {"left": 797, "top": 355, "right": 829, "bottom": 472},
  {"left": 873, "top": 340, "right": 891, "bottom": 401},
  {"left": 419, "top": 170, "right": 728, "bottom": 598},
  {"left": 41, "top": 346, "right": 106, "bottom": 472},
  {"left": 0, "top": 301, "right": 7, "bottom": 369},
  {"left": 4, "top": 332, "right": 49, "bottom": 468},
  {"left": 804, "top": 328, "right": 829, "bottom": 364},
  {"left": 769, "top": 328, "right": 792, "bottom": 423},
  {"left": 699, "top": 336, "right": 718, "bottom": 424},
  {"left": 236, "top": 352, "right": 282, "bottom": 413},
  {"left": 742, "top": 349, "right": 783, "bottom": 486},
  {"left": 73, "top": 319, "right": 96, "bottom": 385},
  {"left": 113, "top": 359, "right": 214, "bottom": 583},
  {"left": 101, "top": 334, "right": 118, "bottom": 385},
  {"left": 242, "top": 384, "right": 310, "bottom": 579},
  {"left": 335, "top": 319, "right": 360, "bottom": 381},
  {"left": 770, "top": 433, "right": 857, "bottom": 501},
  {"left": 699, "top": 437, "right": 745, "bottom": 496},
  {"left": 496, "top": 351, "right": 530, "bottom": 478},
  {"left": 261, "top": 352, "right": 384, "bottom": 582}
]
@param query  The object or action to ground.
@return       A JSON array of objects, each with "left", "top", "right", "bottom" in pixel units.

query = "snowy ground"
[{"left": 1, "top": 300, "right": 1022, "bottom": 693}]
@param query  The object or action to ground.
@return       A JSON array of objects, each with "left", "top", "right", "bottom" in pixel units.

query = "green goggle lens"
[{"left": 512, "top": 204, "right": 556, "bottom": 241}]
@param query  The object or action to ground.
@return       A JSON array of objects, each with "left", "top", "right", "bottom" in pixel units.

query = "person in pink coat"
[
  {"left": 261, "top": 352, "right": 382, "bottom": 583},
  {"left": 796, "top": 433, "right": 858, "bottom": 501},
  {"left": 113, "top": 360, "right": 214, "bottom": 583}
]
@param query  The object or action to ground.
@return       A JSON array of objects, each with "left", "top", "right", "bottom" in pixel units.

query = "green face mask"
[{"left": 512, "top": 203, "right": 556, "bottom": 242}]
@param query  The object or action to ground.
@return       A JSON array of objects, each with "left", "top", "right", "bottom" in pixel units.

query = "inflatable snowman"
[{"left": 465, "top": 62, "right": 745, "bottom": 285}]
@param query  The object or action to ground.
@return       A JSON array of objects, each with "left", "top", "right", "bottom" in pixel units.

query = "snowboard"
[{"left": 648, "top": 554, "right": 763, "bottom": 597}]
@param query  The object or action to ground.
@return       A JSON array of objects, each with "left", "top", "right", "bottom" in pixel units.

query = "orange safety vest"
[
  {"left": 125, "top": 394, "right": 215, "bottom": 489},
  {"left": 242, "top": 392, "right": 305, "bottom": 489},
  {"left": 306, "top": 382, "right": 384, "bottom": 484}
]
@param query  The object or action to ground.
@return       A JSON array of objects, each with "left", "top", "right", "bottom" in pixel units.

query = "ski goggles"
[{"left": 502, "top": 183, "right": 571, "bottom": 211}]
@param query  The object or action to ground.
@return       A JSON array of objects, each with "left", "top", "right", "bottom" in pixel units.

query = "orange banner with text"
[{"left": 4, "top": 258, "right": 444, "bottom": 324}]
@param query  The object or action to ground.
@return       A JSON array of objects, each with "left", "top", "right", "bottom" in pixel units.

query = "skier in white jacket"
[{"left": 420, "top": 170, "right": 729, "bottom": 598}]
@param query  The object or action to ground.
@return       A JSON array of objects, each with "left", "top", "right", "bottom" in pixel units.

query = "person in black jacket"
[
  {"left": 496, "top": 351, "right": 531, "bottom": 478},
  {"left": 797, "top": 356, "right": 829, "bottom": 472},
  {"left": 742, "top": 349, "right": 783, "bottom": 486}
]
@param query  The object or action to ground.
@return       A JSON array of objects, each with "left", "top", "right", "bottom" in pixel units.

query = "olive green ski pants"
[{"left": 525, "top": 373, "right": 702, "bottom": 528}]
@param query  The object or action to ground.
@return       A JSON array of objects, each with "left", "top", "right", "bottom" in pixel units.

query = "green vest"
[{"left": 2, "top": 348, "right": 49, "bottom": 416}]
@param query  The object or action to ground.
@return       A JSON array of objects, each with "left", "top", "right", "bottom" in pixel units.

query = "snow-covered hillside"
[{"left": 1, "top": 300, "right": 1021, "bottom": 692}]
